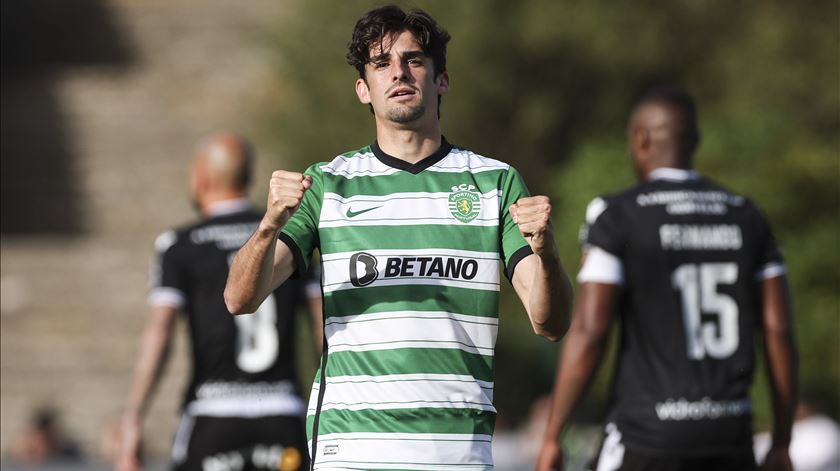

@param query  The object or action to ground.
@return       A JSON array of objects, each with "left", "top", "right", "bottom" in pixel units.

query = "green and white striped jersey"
[{"left": 281, "top": 139, "right": 532, "bottom": 470}]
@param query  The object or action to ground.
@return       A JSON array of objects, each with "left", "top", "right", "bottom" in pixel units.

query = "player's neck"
[
  {"left": 644, "top": 166, "right": 699, "bottom": 182},
  {"left": 374, "top": 121, "right": 443, "bottom": 164},
  {"left": 643, "top": 153, "right": 693, "bottom": 178}
]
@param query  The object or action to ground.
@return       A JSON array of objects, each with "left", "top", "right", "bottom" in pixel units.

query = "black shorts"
[
  {"left": 171, "top": 415, "right": 309, "bottom": 471},
  {"left": 589, "top": 423, "right": 757, "bottom": 471}
]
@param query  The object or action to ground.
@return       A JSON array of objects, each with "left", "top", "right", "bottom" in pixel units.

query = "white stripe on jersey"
[
  {"left": 325, "top": 310, "right": 498, "bottom": 328},
  {"left": 320, "top": 152, "right": 400, "bottom": 179},
  {"left": 311, "top": 373, "right": 495, "bottom": 414},
  {"left": 319, "top": 190, "right": 501, "bottom": 228},
  {"left": 310, "top": 432, "right": 493, "bottom": 470},
  {"left": 321, "top": 248, "right": 501, "bottom": 294},
  {"left": 428, "top": 149, "right": 510, "bottom": 174},
  {"left": 325, "top": 311, "right": 498, "bottom": 357},
  {"left": 320, "top": 248, "right": 502, "bottom": 267}
]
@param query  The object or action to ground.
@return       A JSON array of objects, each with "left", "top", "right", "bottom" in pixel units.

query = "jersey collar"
[
  {"left": 371, "top": 136, "right": 453, "bottom": 175},
  {"left": 206, "top": 198, "right": 252, "bottom": 217},
  {"left": 648, "top": 167, "right": 700, "bottom": 182}
]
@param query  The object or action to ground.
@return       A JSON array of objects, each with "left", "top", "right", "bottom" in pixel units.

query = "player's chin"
[{"left": 386, "top": 104, "right": 425, "bottom": 123}]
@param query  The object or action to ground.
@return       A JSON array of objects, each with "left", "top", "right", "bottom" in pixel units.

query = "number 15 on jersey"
[{"left": 672, "top": 263, "right": 739, "bottom": 360}]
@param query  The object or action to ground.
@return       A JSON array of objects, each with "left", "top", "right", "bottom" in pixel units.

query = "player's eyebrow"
[
  {"left": 368, "top": 53, "right": 390, "bottom": 64},
  {"left": 399, "top": 50, "right": 426, "bottom": 61},
  {"left": 368, "top": 49, "right": 427, "bottom": 64}
]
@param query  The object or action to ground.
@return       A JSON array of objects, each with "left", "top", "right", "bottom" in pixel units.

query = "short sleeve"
[
  {"left": 577, "top": 197, "right": 626, "bottom": 285},
  {"left": 148, "top": 230, "right": 187, "bottom": 308},
  {"left": 499, "top": 165, "right": 533, "bottom": 281},
  {"left": 750, "top": 202, "right": 786, "bottom": 281},
  {"left": 580, "top": 197, "right": 625, "bottom": 256},
  {"left": 280, "top": 164, "right": 324, "bottom": 274}
]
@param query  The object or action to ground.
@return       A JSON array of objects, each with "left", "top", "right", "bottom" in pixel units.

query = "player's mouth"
[{"left": 387, "top": 86, "right": 417, "bottom": 100}]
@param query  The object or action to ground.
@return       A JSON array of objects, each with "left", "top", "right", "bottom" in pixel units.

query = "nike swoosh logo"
[{"left": 346, "top": 206, "right": 382, "bottom": 218}]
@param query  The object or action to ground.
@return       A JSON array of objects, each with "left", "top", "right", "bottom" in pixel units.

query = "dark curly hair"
[{"left": 347, "top": 5, "right": 451, "bottom": 80}]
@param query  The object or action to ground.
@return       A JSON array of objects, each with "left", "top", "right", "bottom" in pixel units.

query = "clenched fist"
[
  {"left": 509, "top": 195, "right": 556, "bottom": 257},
  {"left": 263, "top": 170, "right": 312, "bottom": 231}
]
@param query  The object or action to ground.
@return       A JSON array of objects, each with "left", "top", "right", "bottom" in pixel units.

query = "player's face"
[{"left": 355, "top": 30, "right": 449, "bottom": 126}]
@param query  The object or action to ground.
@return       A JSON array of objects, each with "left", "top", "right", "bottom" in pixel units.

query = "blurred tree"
[{"left": 260, "top": 0, "right": 838, "bottom": 430}]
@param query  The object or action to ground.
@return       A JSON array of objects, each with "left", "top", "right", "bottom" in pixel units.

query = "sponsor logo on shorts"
[{"left": 201, "top": 444, "right": 303, "bottom": 471}]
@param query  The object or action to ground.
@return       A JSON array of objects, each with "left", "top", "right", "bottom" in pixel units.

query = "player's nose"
[{"left": 391, "top": 61, "right": 409, "bottom": 82}]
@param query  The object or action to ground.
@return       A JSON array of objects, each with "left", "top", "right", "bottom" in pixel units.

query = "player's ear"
[
  {"left": 190, "top": 159, "right": 207, "bottom": 195},
  {"left": 436, "top": 72, "right": 449, "bottom": 96},
  {"left": 632, "top": 128, "right": 650, "bottom": 153},
  {"left": 356, "top": 78, "right": 371, "bottom": 104}
]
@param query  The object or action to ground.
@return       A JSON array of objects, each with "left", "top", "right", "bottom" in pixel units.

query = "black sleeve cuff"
[
  {"left": 278, "top": 232, "right": 306, "bottom": 279},
  {"left": 505, "top": 245, "right": 534, "bottom": 282}
]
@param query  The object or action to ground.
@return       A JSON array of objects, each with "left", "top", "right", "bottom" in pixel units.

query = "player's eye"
[
  {"left": 407, "top": 58, "right": 423, "bottom": 66},
  {"left": 372, "top": 61, "right": 389, "bottom": 70}
]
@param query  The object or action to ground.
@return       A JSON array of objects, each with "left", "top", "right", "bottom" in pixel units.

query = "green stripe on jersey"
[
  {"left": 326, "top": 348, "right": 494, "bottom": 382},
  {"left": 307, "top": 407, "right": 496, "bottom": 436},
  {"left": 320, "top": 224, "right": 499, "bottom": 253},
  {"left": 324, "top": 284, "right": 499, "bottom": 318}
]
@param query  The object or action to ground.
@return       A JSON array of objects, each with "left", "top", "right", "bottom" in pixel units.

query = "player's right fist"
[{"left": 263, "top": 170, "right": 312, "bottom": 231}]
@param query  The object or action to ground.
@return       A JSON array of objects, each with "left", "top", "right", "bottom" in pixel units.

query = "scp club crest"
[{"left": 448, "top": 184, "right": 481, "bottom": 223}]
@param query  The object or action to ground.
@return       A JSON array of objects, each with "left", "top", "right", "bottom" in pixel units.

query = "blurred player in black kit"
[
  {"left": 118, "top": 133, "right": 321, "bottom": 471},
  {"left": 536, "top": 88, "right": 797, "bottom": 471}
]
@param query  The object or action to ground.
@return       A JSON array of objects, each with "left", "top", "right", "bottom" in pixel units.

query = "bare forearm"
[
  {"left": 120, "top": 308, "right": 175, "bottom": 471},
  {"left": 225, "top": 222, "right": 282, "bottom": 314},
  {"left": 761, "top": 276, "right": 798, "bottom": 448},
  {"left": 508, "top": 196, "right": 572, "bottom": 340},
  {"left": 542, "top": 282, "right": 617, "bottom": 446},
  {"left": 528, "top": 252, "right": 573, "bottom": 341},
  {"left": 226, "top": 169, "right": 312, "bottom": 314},
  {"left": 543, "top": 326, "right": 608, "bottom": 444},
  {"left": 125, "top": 313, "right": 175, "bottom": 416},
  {"left": 765, "top": 329, "right": 797, "bottom": 447}
]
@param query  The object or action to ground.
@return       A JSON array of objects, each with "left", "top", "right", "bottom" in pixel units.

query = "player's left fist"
[{"left": 509, "top": 195, "right": 556, "bottom": 257}]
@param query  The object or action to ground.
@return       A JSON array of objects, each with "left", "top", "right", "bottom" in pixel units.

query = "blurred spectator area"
[
  {"left": 1, "top": 0, "right": 135, "bottom": 234},
  {"left": 0, "top": 0, "right": 287, "bottom": 463}
]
